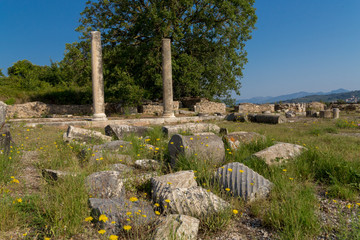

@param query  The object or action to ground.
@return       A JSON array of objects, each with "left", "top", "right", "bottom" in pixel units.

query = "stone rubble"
[
  {"left": 162, "top": 123, "right": 220, "bottom": 136},
  {"left": 86, "top": 171, "right": 125, "bottom": 199},
  {"left": 105, "top": 124, "right": 153, "bottom": 139},
  {"left": 64, "top": 125, "right": 112, "bottom": 142}
]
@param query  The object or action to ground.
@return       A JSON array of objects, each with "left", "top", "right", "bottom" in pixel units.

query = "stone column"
[
  {"left": 162, "top": 38, "right": 175, "bottom": 118},
  {"left": 91, "top": 31, "right": 107, "bottom": 121},
  {"left": 333, "top": 108, "right": 340, "bottom": 119}
]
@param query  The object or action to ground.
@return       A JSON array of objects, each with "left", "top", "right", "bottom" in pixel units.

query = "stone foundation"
[
  {"left": 138, "top": 101, "right": 179, "bottom": 115},
  {"left": 181, "top": 98, "right": 226, "bottom": 114},
  {"left": 275, "top": 103, "right": 306, "bottom": 112},
  {"left": 235, "top": 103, "right": 274, "bottom": 113}
]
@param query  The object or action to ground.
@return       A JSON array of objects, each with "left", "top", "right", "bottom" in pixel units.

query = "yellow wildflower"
[
  {"left": 228, "top": 168, "right": 233, "bottom": 172},
  {"left": 98, "top": 229, "right": 106, "bottom": 234},
  {"left": 155, "top": 211, "right": 160, "bottom": 215},
  {"left": 17, "top": 198, "right": 22, "bottom": 203},
  {"left": 154, "top": 203, "right": 160, "bottom": 207},
  {"left": 109, "top": 235, "right": 119, "bottom": 240},
  {"left": 233, "top": 209, "right": 239, "bottom": 214},
  {"left": 165, "top": 199, "right": 171, "bottom": 203},
  {"left": 123, "top": 225, "right": 132, "bottom": 231},
  {"left": 225, "top": 188, "right": 230, "bottom": 192},
  {"left": 126, "top": 212, "right": 132, "bottom": 215},
  {"left": 129, "top": 197, "right": 138, "bottom": 202},
  {"left": 239, "top": 170, "right": 244, "bottom": 173},
  {"left": 84, "top": 216, "right": 93, "bottom": 222},
  {"left": 99, "top": 214, "right": 108, "bottom": 222},
  {"left": 282, "top": 169, "right": 287, "bottom": 172}
]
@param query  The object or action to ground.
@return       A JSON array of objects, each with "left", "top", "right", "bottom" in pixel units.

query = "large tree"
[{"left": 77, "top": 0, "right": 256, "bottom": 103}]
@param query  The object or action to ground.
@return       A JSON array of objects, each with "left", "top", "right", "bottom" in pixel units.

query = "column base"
[
  {"left": 92, "top": 113, "right": 108, "bottom": 121},
  {"left": 163, "top": 111, "right": 175, "bottom": 118}
]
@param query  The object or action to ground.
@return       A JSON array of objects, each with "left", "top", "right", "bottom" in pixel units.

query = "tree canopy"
[{"left": 77, "top": 0, "right": 257, "bottom": 103}]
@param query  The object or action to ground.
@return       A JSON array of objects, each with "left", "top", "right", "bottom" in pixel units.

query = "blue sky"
[{"left": 1, "top": 0, "right": 359, "bottom": 99}]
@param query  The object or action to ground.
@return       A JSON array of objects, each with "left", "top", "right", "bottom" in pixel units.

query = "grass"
[{"left": 0, "top": 115, "right": 359, "bottom": 239}]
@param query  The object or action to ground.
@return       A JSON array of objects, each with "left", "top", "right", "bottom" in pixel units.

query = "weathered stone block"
[
  {"left": 223, "top": 132, "right": 265, "bottom": 150},
  {"left": 319, "top": 110, "right": 332, "bottom": 119},
  {"left": 105, "top": 124, "right": 153, "bottom": 139},
  {"left": 89, "top": 197, "right": 156, "bottom": 234},
  {"left": 135, "top": 159, "right": 160, "bottom": 170},
  {"left": 162, "top": 123, "right": 220, "bottom": 137},
  {"left": 86, "top": 171, "right": 125, "bottom": 198},
  {"left": 151, "top": 171, "right": 197, "bottom": 203},
  {"left": 215, "top": 162, "right": 272, "bottom": 202},
  {"left": 253, "top": 142, "right": 306, "bottom": 165},
  {"left": 0, "top": 124, "right": 11, "bottom": 154},
  {"left": 252, "top": 114, "right": 286, "bottom": 124},
  {"left": 225, "top": 113, "right": 248, "bottom": 122},
  {"left": 168, "top": 134, "right": 225, "bottom": 167},
  {"left": 0, "top": 101, "right": 7, "bottom": 125},
  {"left": 153, "top": 214, "right": 200, "bottom": 240},
  {"left": 42, "top": 169, "right": 76, "bottom": 181},
  {"left": 64, "top": 125, "right": 111, "bottom": 142},
  {"left": 155, "top": 186, "right": 229, "bottom": 218}
]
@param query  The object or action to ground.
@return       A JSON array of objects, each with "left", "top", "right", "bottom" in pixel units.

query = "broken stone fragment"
[
  {"left": 64, "top": 125, "right": 112, "bottom": 143},
  {"left": 105, "top": 124, "right": 153, "bottom": 139},
  {"left": 86, "top": 171, "right": 125, "bottom": 199},
  {"left": 223, "top": 132, "right": 265, "bottom": 150},
  {"left": 168, "top": 134, "right": 225, "bottom": 167},
  {"left": 151, "top": 171, "right": 198, "bottom": 203},
  {"left": 42, "top": 169, "right": 76, "bottom": 181},
  {"left": 215, "top": 162, "right": 272, "bottom": 202},
  {"left": 155, "top": 186, "right": 229, "bottom": 218},
  {"left": 135, "top": 159, "right": 160, "bottom": 170},
  {"left": 253, "top": 142, "right": 306, "bottom": 165},
  {"left": 89, "top": 197, "right": 156, "bottom": 234},
  {"left": 251, "top": 114, "right": 287, "bottom": 124},
  {"left": 162, "top": 123, "right": 220, "bottom": 137},
  {"left": 153, "top": 214, "right": 200, "bottom": 240}
]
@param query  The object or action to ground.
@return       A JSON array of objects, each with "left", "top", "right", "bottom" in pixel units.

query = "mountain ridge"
[{"left": 236, "top": 88, "right": 350, "bottom": 104}]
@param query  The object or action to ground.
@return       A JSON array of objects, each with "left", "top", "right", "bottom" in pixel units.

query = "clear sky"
[{"left": 1, "top": 0, "right": 359, "bottom": 99}]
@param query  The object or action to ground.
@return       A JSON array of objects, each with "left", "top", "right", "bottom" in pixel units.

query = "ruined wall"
[
  {"left": 235, "top": 103, "right": 275, "bottom": 113},
  {"left": 138, "top": 101, "right": 180, "bottom": 115},
  {"left": 193, "top": 100, "right": 226, "bottom": 114},
  {"left": 306, "top": 102, "right": 325, "bottom": 111},
  {"left": 274, "top": 103, "right": 306, "bottom": 112}
]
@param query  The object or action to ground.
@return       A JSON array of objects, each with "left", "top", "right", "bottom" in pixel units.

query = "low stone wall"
[
  {"left": 235, "top": 103, "right": 274, "bottom": 113},
  {"left": 328, "top": 103, "right": 360, "bottom": 112},
  {"left": 138, "top": 101, "right": 180, "bottom": 115},
  {"left": 7, "top": 102, "right": 93, "bottom": 118},
  {"left": 275, "top": 103, "right": 306, "bottom": 112},
  {"left": 306, "top": 102, "right": 325, "bottom": 111},
  {"left": 194, "top": 100, "right": 226, "bottom": 114}
]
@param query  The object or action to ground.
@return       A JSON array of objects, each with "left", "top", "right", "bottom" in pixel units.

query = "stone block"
[
  {"left": 64, "top": 125, "right": 112, "bottom": 143},
  {"left": 319, "top": 110, "right": 332, "bottom": 119},
  {"left": 153, "top": 214, "right": 200, "bottom": 240},
  {"left": 86, "top": 171, "right": 125, "bottom": 198},
  {"left": 253, "top": 142, "right": 306, "bottom": 165},
  {"left": 253, "top": 114, "right": 286, "bottom": 124},
  {"left": 42, "top": 169, "right": 76, "bottom": 181},
  {"left": 225, "top": 113, "right": 248, "bottom": 122},
  {"left": 105, "top": 124, "right": 153, "bottom": 139},
  {"left": 135, "top": 159, "right": 160, "bottom": 170},
  {"left": 0, "top": 124, "right": 11, "bottom": 155},
  {"left": 89, "top": 197, "right": 156, "bottom": 234},
  {"left": 333, "top": 108, "right": 340, "bottom": 119},
  {"left": 214, "top": 162, "right": 272, "bottom": 202},
  {"left": 223, "top": 132, "right": 265, "bottom": 150},
  {"left": 162, "top": 123, "right": 220, "bottom": 137},
  {"left": 168, "top": 134, "right": 225, "bottom": 167},
  {"left": 0, "top": 101, "right": 7, "bottom": 125},
  {"left": 151, "top": 171, "right": 197, "bottom": 203},
  {"left": 155, "top": 186, "right": 229, "bottom": 218}
]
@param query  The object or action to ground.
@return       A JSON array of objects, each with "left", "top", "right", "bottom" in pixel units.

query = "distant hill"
[
  {"left": 236, "top": 88, "right": 349, "bottom": 104},
  {"left": 285, "top": 90, "right": 360, "bottom": 103}
]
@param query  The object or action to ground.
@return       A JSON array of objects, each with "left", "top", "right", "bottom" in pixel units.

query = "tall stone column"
[
  {"left": 162, "top": 38, "right": 175, "bottom": 118},
  {"left": 91, "top": 31, "right": 107, "bottom": 121}
]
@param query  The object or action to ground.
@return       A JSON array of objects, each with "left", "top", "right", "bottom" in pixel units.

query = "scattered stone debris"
[
  {"left": 105, "top": 124, "right": 153, "bottom": 139},
  {"left": 162, "top": 123, "right": 220, "bottom": 137},
  {"left": 64, "top": 125, "right": 112, "bottom": 142},
  {"left": 86, "top": 171, "right": 125, "bottom": 198}
]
